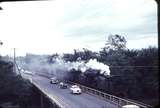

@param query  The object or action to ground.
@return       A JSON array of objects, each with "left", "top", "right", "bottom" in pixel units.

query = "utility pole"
[
  {"left": 155, "top": 0, "right": 159, "bottom": 65},
  {"left": 13, "top": 48, "right": 16, "bottom": 73},
  {"left": 13, "top": 48, "right": 21, "bottom": 76}
]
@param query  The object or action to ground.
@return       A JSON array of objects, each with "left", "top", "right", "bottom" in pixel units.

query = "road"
[{"left": 23, "top": 73, "right": 119, "bottom": 108}]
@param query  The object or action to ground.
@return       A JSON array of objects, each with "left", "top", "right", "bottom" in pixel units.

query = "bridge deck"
[{"left": 29, "top": 74, "right": 119, "bottom": 108}]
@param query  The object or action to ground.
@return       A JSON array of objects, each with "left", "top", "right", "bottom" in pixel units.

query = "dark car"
[
  {"left": 59, "top": 82, "right": 67, "bottom": 89},
  {"left": 50, "top": 77, "right": 59, "bottom": 84}
]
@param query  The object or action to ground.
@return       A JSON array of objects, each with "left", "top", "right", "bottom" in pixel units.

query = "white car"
[
  {"left": 21, "top": 69, "right": 25, "bottom": 72},
  {"left": 70, "top": 85, "right": 82, "bottom": 94},
  {"left": 122, "top": 105, "right": 140, "bottom": 108}
]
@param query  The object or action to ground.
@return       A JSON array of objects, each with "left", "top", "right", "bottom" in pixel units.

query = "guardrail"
[
  {"left": 67, "top": 81, "right": 152, "bottom": 108},
  {"left": 36, "top": 72, "right": 51, "bottom": 79}
]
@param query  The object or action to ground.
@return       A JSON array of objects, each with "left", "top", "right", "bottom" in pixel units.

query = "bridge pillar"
[{"left": 40, "top": 93, "right": 44, "bottom": 108}]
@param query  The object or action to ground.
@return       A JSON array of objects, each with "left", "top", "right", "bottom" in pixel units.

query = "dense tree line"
[{"left": 62, "top": 47, "right": 158, "bottom": 106}]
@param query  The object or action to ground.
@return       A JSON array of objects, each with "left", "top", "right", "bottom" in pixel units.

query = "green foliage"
[
  {"left": 104, "top": 34, "right": 127, "bottom": 51},
  {"left": 100, "top": 46, "right": 158, "bottom": 105},
  {"left": 63, "top": 49, "right": 98, "bottom": 62},
  {"left": 0, "top": 59, "right": 32, "bottom": 107}
]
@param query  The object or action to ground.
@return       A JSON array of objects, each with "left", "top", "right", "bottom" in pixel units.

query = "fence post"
[
  {"left": 119, "top": 99, "right": 122, "bottom": 106},
  {"left": 126, "top": 100, "right": 129, "bottom": 105},
  {"left": 109, "top": 95, "right": 112, "bottom": 101}
]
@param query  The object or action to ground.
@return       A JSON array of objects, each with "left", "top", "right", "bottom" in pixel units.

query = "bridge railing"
[
  {"left": 67, "top": 81, "right": 152, "bottom": 108},
  {"left": 25, "top": 73, "right": 69, "bottom": 108}
]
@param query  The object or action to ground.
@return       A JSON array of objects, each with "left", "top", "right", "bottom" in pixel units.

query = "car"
[
  {"left": 50, "top": 77, "right": 59, "bottom": 84},
  {"left": 70, "top": 85, "right": 82, "bottom": 94},
  {"left": 21, "top": 69, "right": 25, "bottom": 72},
  {"left": 59, "top": 82, "right": 67, "bottom": 89},
  {"left": 122, "top": 105, "right": 140, "bottom": 108}
]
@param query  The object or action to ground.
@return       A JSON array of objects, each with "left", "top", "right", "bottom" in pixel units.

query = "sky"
[{"left": 0, "top": 0, "right": 158, "bottom": 56}]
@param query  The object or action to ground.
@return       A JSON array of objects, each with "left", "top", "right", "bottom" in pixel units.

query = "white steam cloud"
[
  {"left": 52, "top": 56, "right": 110, "bottom": 76},
  {"left": 19, "top": 55, "right": 110, "bottom": 77}
]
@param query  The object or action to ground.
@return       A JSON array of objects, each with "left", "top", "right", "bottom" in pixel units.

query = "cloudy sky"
[{"left": 0, "top": 0, "right": 158, "bottom": 56}]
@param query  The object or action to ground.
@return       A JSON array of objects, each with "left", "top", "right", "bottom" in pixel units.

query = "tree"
[{"left": 104, "top": 34, "right": 127, "bottom": 51}]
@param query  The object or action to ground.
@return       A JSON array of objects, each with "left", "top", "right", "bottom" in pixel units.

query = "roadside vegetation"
[{"left": 0, "top": 57, "right": 41, "bottom": 108}]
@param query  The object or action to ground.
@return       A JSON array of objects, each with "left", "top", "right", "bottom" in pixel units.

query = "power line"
[
  {"left": 109, "top": 66, "right": 159, "bottom": 68},
  {"left": 109, "top": 66, "right": 158, "bottom": 67}
]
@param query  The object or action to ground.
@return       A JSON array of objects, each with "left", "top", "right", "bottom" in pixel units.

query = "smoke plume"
[{"left": 19, "top": 54, "right": 110, "bottom": 77}]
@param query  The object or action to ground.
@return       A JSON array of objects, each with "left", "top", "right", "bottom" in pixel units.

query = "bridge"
[
  {"left": 21, "top": 70, "right": 152, "bottom": 108},
  {"left": 22, "top": 72, "right": 119, "bottom": 108}
]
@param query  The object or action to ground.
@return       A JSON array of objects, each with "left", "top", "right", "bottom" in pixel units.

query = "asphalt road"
[{"left": 23, "top": 73, "right": 119, "bottom": 108}]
